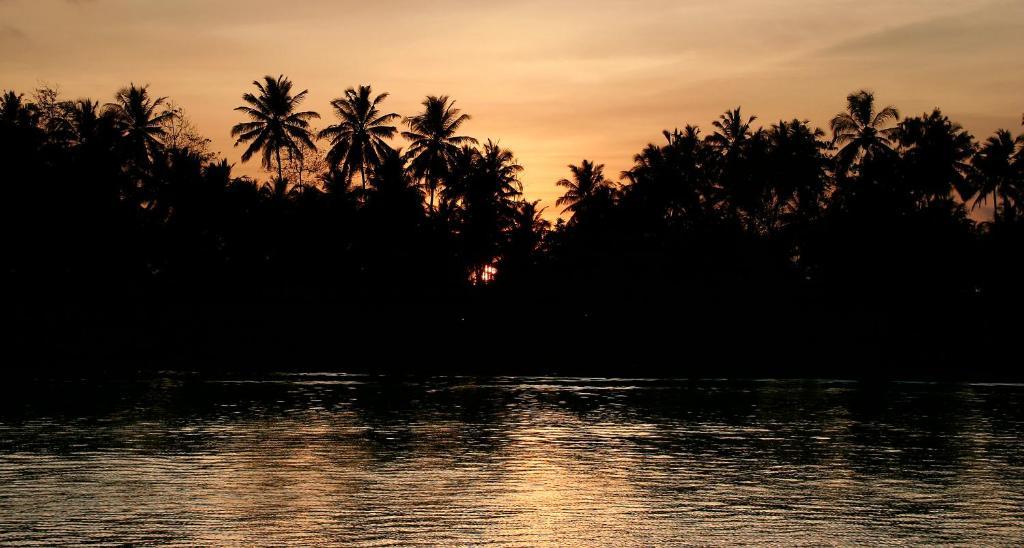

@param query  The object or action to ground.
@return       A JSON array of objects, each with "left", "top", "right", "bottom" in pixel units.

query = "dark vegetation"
[{"left": 2, "top": 79, "right": 1022, "bottom": 377}]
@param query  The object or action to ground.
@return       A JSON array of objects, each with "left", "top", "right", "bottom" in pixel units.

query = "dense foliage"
[{"left": 2, "top": 80, "right": 1022, "bottom": 374}]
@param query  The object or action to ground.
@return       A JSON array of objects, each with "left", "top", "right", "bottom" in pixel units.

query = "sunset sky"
[{"left": 2, "top": 0, "right": 1022, "bottom": 218}]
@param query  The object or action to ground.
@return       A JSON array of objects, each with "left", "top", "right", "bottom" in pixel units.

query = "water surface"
[{"left": 1, "top": 374, "right": 1022, "bottom": 545}]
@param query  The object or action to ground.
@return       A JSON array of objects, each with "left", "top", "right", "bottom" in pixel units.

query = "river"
[{"left": 1, "top": 374, "right": 1022, "bottom": 545}]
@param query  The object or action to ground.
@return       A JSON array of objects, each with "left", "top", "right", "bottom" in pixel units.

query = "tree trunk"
[
  {"left": 276, "top": 147, "right": 283, "bottom": 186},
  {"left": 360, "top": 165, "right": 367, "bottom": 194},
  {"left": 994, "top": 188, "right": 999, "bottom": 223},
  {"left": 425, "top": 167, "right": 435, "bottom": 214}
]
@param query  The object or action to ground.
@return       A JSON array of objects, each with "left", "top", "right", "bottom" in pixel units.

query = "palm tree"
[
  {"left": 555, "top": 160, "right": 612, "bottom": 218},
  {"left": 970, "top": 130, "right": 1020, "bottom": 221},
  {"left": 0, "top": 91, "right": 37, "bottom": 128},
  {"left": 368, "top": 146, "right": 422, "bottom": 197},
  {"left": 707, "top": 107, "right": 758, "bottom": 156},
  {"left": 620, "top": 126, "right": 713, "bottom": 221},
  {"left": 707, "top": 107, "right": 766, "bottom": 219},
  {"left": 765, "top": 119, "right": 830, "bottom": 220},
  {"left": 830, "top": 90, "right": 900, "bottom": 174},
  {"left": 402, "top": 95, "right": 477, "bottom": 212},
  {"left": 104, "top": 84, "right": 174, "bottom": 166},
  {"left": 896, "top": 109, "right": 975, "bottom": 203},
  {"left": 443, "top": 140, "right": 524, "bottom": 276},
  {"left": 318, "top": 85, "right": 400, "bottom": 192},
  {"left": 509, "top": 200, "right": 550, "bottom": 251},
  {"left": 231, "top": 75, "right": 319, "bottom": 187},
  {"left": 62, "top": 99, "right": 113, "bottom": 147}
]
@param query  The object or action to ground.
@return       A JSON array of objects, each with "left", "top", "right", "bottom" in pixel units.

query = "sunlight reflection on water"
[{"left": 1, "top": 375, "right": 1022, "bottom": 545}]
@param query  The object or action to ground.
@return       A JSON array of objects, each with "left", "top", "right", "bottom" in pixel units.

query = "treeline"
[{"left": 1, "top": 77, "right": 1022, "bottom": 375}]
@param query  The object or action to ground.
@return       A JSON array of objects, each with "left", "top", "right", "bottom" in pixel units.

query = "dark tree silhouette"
[
  {"left": 231, "top": 75, "right": 319, "bottom": 190},
  {"left": 969, "top": 129, "right": 1022, "bottom": 221},
  {"left": 2, "top": 82, "right": 1023, "bottom": 376},
  {"left": 764, "top": 119, "right": 831, "bottom": 226},
  {"left": 830, "top": 90, "right": 900, "bottom": 175},
  {"left": 555, "top": 160, "right": 613, "bottom": 220},
  {"left": 104, "top": 84, "right": 173, "bottom": 168},
  {"left": 402, "top": 95, "right": 477, "bottom": 212},
  {"left": 897, "top": 109, "right": 975, "bottom": 204},
  {"left": 0, "top": 90, "right": 37, "bottom": 128},
  {"left": 318, "top": 85, "right": 399, "bottom": 192}
]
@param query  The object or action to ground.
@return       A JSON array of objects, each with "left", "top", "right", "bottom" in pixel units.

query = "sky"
[{"left": 1, "top": 0, "right": 1022, "bottom": 219}]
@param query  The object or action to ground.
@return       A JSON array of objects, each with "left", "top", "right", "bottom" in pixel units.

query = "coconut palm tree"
[
  {"left": 556, "top": 160, "right": 613, "bottom": 218},
  {"left": 707, "top": 107, "right": 767, "bottom": 220},
  {"left": 402, "top": 95, "right": 477, "bottom": 212},
  {"left": 970, "top": 130, "right": 1020, "bottom": 221},
  {"left": 765, "top": 119, "right": 830, "bottom": 220},
  {"left": 508, "top": 200, "right": 550, "bottom": 252},
  {"left": 0, "top": 91, "right": 37, "bottom": 128},
  {"left": 318, "top": 85, "right": 400, "bottom": 192},
  {"left": 620, "top": 126, "right": 714, "bottom": 221},
  {"left": 707, "top": 107, "right": 758, "bottom": 157},
  {"left": 64, "top": 99, "right": 101, "bottom": 144},
  {"left": 445, "top": 141, "right": 523, "bottom": 208},
  {"left": 896, "top": 109, "right": 975, "bottom": 203},
  {"left": 443, "top": 140, "right": 524, "bottom": 278},
  {"left": 830, "top": 90, "right": 900, "bottom": 174},
  {"left": 231, "top": 75, "right": 319, "bottom": 187},
  {"left": 104, "top": 84, "right": 174, "bottom": 166}
]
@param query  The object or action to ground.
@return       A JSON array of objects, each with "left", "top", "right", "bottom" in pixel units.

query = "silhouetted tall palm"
[
  {"left": 446, "top": 141, "right": 523, "bottom": 207},
  {"left": 765, "top": 119, "right": 830, "bottom": 221},
  {"left": 621, "top": 126, "right": 715, "bottom": 222},
  {"left": 104, "top": 84, "right": 173, "bottom": 166},
  {"left": 897, "top": 109, "right": 975, "bottom": 203},
  {"left": 318, "top": 85, "right": 399, "bottom": 192},
  {"left": 707, "top": 107, "right": 768, "bottom": 220},
  {"left": 556, "top": 160, "right": 612, "bottom": 218},
  {"left": 231, "top": 75, "right": 319, "bottom": 188},
  {"left": 830, "top": 90, "right": 899, "bottom": 174},
  {"left": 402, "top": 95, "right": 477, "bottom": 212},
  {"left": 707, "top": 107, "right": 758, "bottom": 157},
  {"left": 0, "top": 91, "right": 37, "bottom": 128},
  {"left": 62, "top": 99, "right": 110, "bottom": 146},
  {"left": 508, "top": 200, "right": 550, "bottom": 252},
  {"left": 367, "top": 145, "right": 424, "bottom": 203},
  {"left": 450, "top": 140, "right": 523, "bottom": 280},
  {"left": 970, "top": 130, "right": 1020, "bottom": 221}
]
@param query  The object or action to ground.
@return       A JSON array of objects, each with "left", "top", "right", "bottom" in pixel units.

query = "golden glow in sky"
[{"left": 2, "top": 0, "right": 1022, "bottom": 218}]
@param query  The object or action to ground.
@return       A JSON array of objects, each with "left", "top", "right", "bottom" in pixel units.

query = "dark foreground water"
[{"left": 1, "top": 374, "right": 1023, "bottom": 546}]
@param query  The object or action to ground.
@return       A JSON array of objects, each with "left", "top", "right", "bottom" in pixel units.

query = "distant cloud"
[
  {"left": 0, "top": 24, "right": 26, "bottom": 40},
  {"left": 818, "top": 3, "right": 1023, "bottom": 58}
]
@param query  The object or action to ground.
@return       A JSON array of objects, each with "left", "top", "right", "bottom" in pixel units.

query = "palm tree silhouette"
[
  {"left": 446, "top": 140, "right": 523, "bottom": 207},
  {"left": 896, "top": 109, "right": 975, "bottom": 203},
  {"left": 318, "top": 85, "right": 400, "bottom": 192},
  {"left": 402, "top": 95, "right": 477, "bottom": 212},
  {"left": 104, "top": 84, "right": 173, "bottom": 166},
  {"left": 555, "top": 160, "right": 612, "bottom": 218},
  {"left": 765, "top": 119, "right": 830, "bottom": 222},
  {"left": 64, "top": 100, "right": 102, "bottom": 144},
  {"left": 707, "top": 107, "right": 758, "bottom": 156},
  {"left": 231, "top": 75, "right": 319, "bottom": 190},
  {"left": 509, "top": 200, "right": 549, "bottom": 250},
  {"left": 970, "top": 130, "right": 1020, "bottom": 221},
  {"left": 830, "top": 90, "right": 900, "bottom": 175},
  {"left": 707, "top": 107, "right": 766, "bottom": 221},
  {"left": 441, "top": 140, "right": 523, "bottom": 277},
  {"left": 620, "top": 126, "right": 714, "bottom": 221},
  {"left": 0, "top": 91, "right": 37, "bottom": 128}
]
